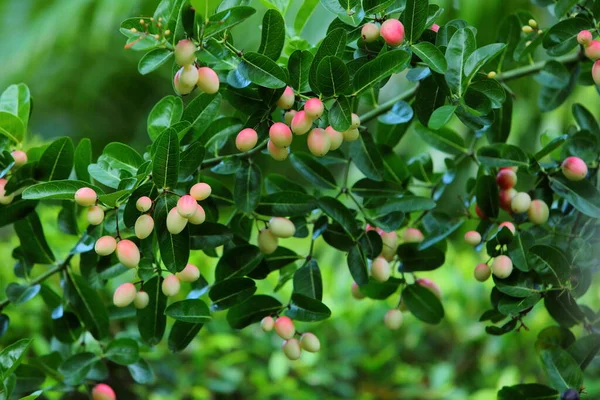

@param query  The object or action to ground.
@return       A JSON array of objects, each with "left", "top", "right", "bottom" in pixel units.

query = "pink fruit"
[
  {"left": 135, "top": 214, "right": 155, "bottom": 239},
  {"left": 304, "top": 98, "right": 324, "bottom": 119},
  {"left": 116, "top": 239, "right": 140, "bottom": 268},
  {"left": 403, "top": 228, "right": 424, "bottom": 243},
  {"left": 236, "top": 128, "right": 258, "bottom": 152},
  {"left": 95, "top": 236, "right": 117, "bottom": 256},
  {"left": 291, "top": 110, "right": 312, "bottom": 135},
  {"left": 261, "top": 316, "right": 274, "bottom": 332},
  {"left": 499, "top": 188, "right": 517, "bottom": 211},
  {"left": 380, "top": 19, "right": 405, "bottom": 46},
  {"left": 325, "top": 126, "right": 344, "bottom": 151},
  {"left": 384, "top": 309, "right": 403, "bottom": 330},
  {"left": 371, "top": 256, "right": 391, "bottom": 282},
  {"left": 593, "top": 60, "right": 600, "bottom": 86},
  {"left": 269, "top": 122, "right": 293, "bottom": 148},
  {"left": 492, "top": 255, "right": 513, "bottom": 279},
  {"left": 276, "top": 86, "right": 295, "bottom": 110},
  {"left": 561, "top": 156, "right": 588, "bottom": 181},
  {"left": 474, "top": 263, "right": 491, "bottom": 282},
  {"left": 134, "top": 291, "right": 150, "bottom": 309},
  {"left": 162, "top": 275, "right": 181, "bottom": 297},
  {"left": 496, "top": 169, "right": 517, "bottom": 190},
  {"left": 10, "top": 150, "right": 27, "bottom": 168},
  {"left": 300, "top": 332, "right": 321, "bottom": 352},
  {"left": 86, "top": 206, "right": 104, "bottom": 225},
  {"left": 188, "top": 204, "right": 206, "bottom": 225},
  {"left": 380, "top": 231, "right": 398, "bottom": 261},
  {"left": 167, "top": 207, "right": 188, "bottom": 234},
  {"left": 528, "top": 199, "right": 549, "bottom": 225},
  {"left": 282, "top": 338, "right": 302, "bottom": 360},
  {"left": 197, "top": 67, "right": 219, "bottom": 94},
  {"left": 190, "top": 182, "right": 212, "bottom": 201},
  {"left": 585, "top": 40, "right": 600, "bottom": 60},
  {"left": 174, "top": 69, "right": 194, "bottom": 95},
  {"left": 361, "top": 23, "right": 380, "bottom": 42},
  {"left": 113, "top": 283, "right": 137, "bottom": 307},
  {"left": 351, "top": 282, "right": 365, "bottom": 300},
  {"left": 176, "top": 263, "right": 200, "bottom": 282},
  {"left": 343, "top": 128, "right": 360, "bottom": 142},
  {"left": 430, "top": 24, "right": 440, "bottom": 33},
  {"left": 74, "top": 187, "right": 97, "bottom": 207},
  {"left": 498, "top": 221, "right": 516, "bottom": 234},
  {"left": 174, "top": 39, "right": 196, "bottom": 66},
  {"left": 416, "top": 278, "right": 442, "bottom": 300},
  {"left": 268, "top": 140, "right": 289, "bottom": 161},
  {"left": 578, "top": 30, "right": 593, "bottom": 47},
  {"left": 464, "top": 231, "right": 482, "bottom": 246},
  {"left": 511, "top": 192, "right": 532, "bottom": 214},
  {"left": 274, "top": 316, "right": 295, "bottom": 339},
  {"left": 177, "top": 195, "right": 198, "bottom": 218},
  {"left": 136, "top": 196, "right": 152, "bottom": 212},
  {"left": 284, "top": 110, "right": 297, "bottom": 126},
  {"left": 258, "top": 228, "right": 278, "bottom": 254},
  {"left": 269, "top": 217, "right": 295, "bottom": 238},
  {"left": 307, "top": 128, "right": 331, "bottom": 157},
  {"left": 92, "top": 383, "right": 116, "bottom": 400}
]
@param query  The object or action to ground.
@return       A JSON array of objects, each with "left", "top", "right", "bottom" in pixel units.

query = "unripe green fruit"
[
  {"left": 174, "top": 69, "right": 194, "bottom": 95},
  {"left": 176, "top": 263, "right": 200, "bottom": 282},
  {"left": 162, "top": 275, "right": 181, "bottom": 297},
  {"left": 384, "top": 309, "right": 403, "bottom": 330},
  {"left": 190, "top": 182, "right": 212, "bottom": 201},
  {"left": 235, "top": 128, "right": 258, "bottom": 152},
  {"left": 269, "top": 217, "right": 296, "bottom": 238},
  {"left": 403, "top": 228, "right": 424, "bottom": 243},
  {"left": 116, "top": 239, "right": 140, "bottom": 268},
  {"left": 269, "top": 122, "right": 293, "bottom": 148},
  {"left": 464, "top": 231, "right": 481, "bottom": 246},
  {"left": 133, "top": 291, "right": 150, "bottom": 309},
  {"left": 258, "top": 228, "right": 278, "bottom": 254},
  {"left": 276, "top": 86, "right": 295, "bottom": 110},
  {"left": 499, "top": 188, "right": 517, "bottom": 211},
  {"left": 380, "top": 231, "right": 398, "bottom": 261},
  {"left": 577, "top": 30, "right": 592, "bottom": 47},
  {"left": 351, "top": 282, "right": 365, "bottom": 300},
  {"left": 0, "top": 179, "right": 14, "bottom": 205},
  {"left": 188, "top": 204, "right": 206, "bottom": 225},
  {"left": 274, "top": 316, "right": 295, "bottom": 340},
  {"left": 95, "top": 236, "right": 117, "bottom": 256},
  {"left": 267, "top": 140, "right": 289, "bottom": 161},
  {"left": 284, "top": 110, "right": 297, "bottom": 126},
  {"left": 380, "top": 19, "right": 405, "bottom": 46},
  {"left": 135, "top": 214, "right": 154, "bottom": 239},
  {"left": 511, "top": 192, "right": 531, "bottom": 214},
  {"left": 561, "top": 157, "right": 588, "bottom": 181},
  {"left": 179, "top": 65, "right": 199, "bottom": 88},
  {"left": 291, "top": 110, "right": 312, "bottom": 135},
  {"left": 167, "top": 207, "right": 188, "bottom": 234},
  {"left": 491, "top": 255, "right": 513, "bottom": 279},
  {"left": 197, "top": 67, "right": 219, "bottom": 94},
  {"left": 498, "top": 221, "right": 516, "bottom": 234},
  {"left": 113, "top": 282, "right": 137, "bottom": 308},
  {"left": 282, "top": 338, "right": 302, "bottom": 360},
  {"left": 177, "top": 195, "right": 198, "bottom": 218},
  {"left": 350, "top": 113, "right": 360, "bottom": 129},
  {"left": 474, "top": 263, "right": 491, "bottom": 282},
  {"left": 371, "top": 256, "right": 391, "bottom": 282},
  {"left": 92, "top": 383, "right": 116, "bottom": 400},
  {"left": 304, "top": 98, "right": 324, "bottom": 119},
  {"left": 416, "top": 278, "right": 442, "bottom": 300},
  {"left": 307, "top": 128, "right": 331, "bottom": 157},
  {"left": 74, "top": 187, "right": 97, "bottom": 207},
  {"left": 10, "top": 150, "right": 27, "bottom": 168},
  {"left": 584, "top": 40, "right": 600, "bottom": 60},
  {"left": 174, "top": 39, "right": 196, "bottom": 66},
  {"left": 300, "top": 332, "right": 321, "bottom": 353},
  {"left": 260, "top": 316, "right": 274, "bottom": 332},
  {"left": 342, "top": 127, "right": 360, "bottom": 142},
  {"left": 325, "top": 126, "right": 344, "bottom": 151},
  {"left": 136, "top": 196, "right": 152, "bottom": 212},
  {"left": 528, "top": 199, "right": 549, "bottom": 225},
  {"left": 361, "top": 22, "right": 380, "bottom": 42},
  {"left": 87, "top": 206, "right": 105, "bottom": 225},
  {"left": 496, "top": 169, "right": 517, "bottom": 190}
]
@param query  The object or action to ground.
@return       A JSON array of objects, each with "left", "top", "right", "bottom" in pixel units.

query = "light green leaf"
[
  {"left": 411, "top": 42, "right": 447, "bottom": 74},
  {"left": 138, "top": 48, "right": 173, "bottom": 75},
  {"left": 147, "top": 96, "right": 183, "bottom": 141},
  {"left": 353, "top": 51, "right": 410, "bottom": 95},
  {"left": 238, "top": 52, "right": 287, "bottom": 89}
]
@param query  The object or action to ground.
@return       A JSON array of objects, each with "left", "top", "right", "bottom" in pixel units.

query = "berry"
[
  {"left": 190, "top": 182, "right": 212, "bottom": 201},
  {"left": 474, "top": 263, "right": 491, "bottom": 282},
  {"left": 430, "top": 24, "right": 440, "bottom": 32},
  {"left": 269, "top": 217, "right": 296, "bottom": 238},
  {"left": 464, "top": 231, "right": 482, "bottom": 246},
  {"left": 236, "top": 128, "right": 258, "bottom": 152},
  {"left": 522, "top": 25, "right": 533, "bottom": 33},
  {"left": 361, "top": 23, "right": 380, "bottom": 42},
  {"left": 116, "top": 239, "right": 140, "bottom": 268},
  {"left": 284, "top": 110, "right": 297, "bottom": 126},
  {"left": 403, "top": 228, "right": 424, "bottom": 243},
  {"left": 261, "top": 316, "right": 274, "bottom": 332},
  {"left": 92, "top": 383, "right": 116, "bottom": 400},
  {"left": 528, "top": 199, "right": 549, "bottom": 225},
  {"left": 74, "top": 187, "right": 97, "bottom": 207},
  {"left": 291, "top": 110, "right": 312, "bottom": 135},
  {"left": 177, "top": 195, "right": 198, "bottom": 218},
  {"left": 136, "top": 196, "right": 152, "bottom": 212},
  {"left": 380, "top": 231, "right": 398, "bottom": 261},
  {"left": 492, "top": 255, "right": 513, "bottom": 279},
  {"left": 174, "top": 39, "right": 196, "bottom": 66},
  {"left": 498, "top": 221, "right": 516, "bottom": 234},
  {"left": 95, "top": 236, "right": 117, "bottom": 256},
  {"left": 282, "top": 338, "right": 302, "bottom": 360},
  {"left": 188, "top": 204, "right": 206, "bottom": 225},
  {"left": 593, "top": 60, "right": 600, "bottom": 86},
  {"left": 133, "top": 291, "right": 150, "bottom": 309},
  {"left": 325, "top": 126, "right": 344, "bottom": 151},
  {"left": 380, "top": 19, "right": 405, "bottom": 46},
  {"left": 179, "top": 65, "right": 199, "bottom": 87},
  {"left": 135, "top": 214, "right": 155, "bottom": 239},
  {"left": 577, "top": 30, "right": 593, "bottom": 47},
  {"left": 384, "top": 309, "right": 403, "bottom": 330},
  {"left": 499, "top": 188, "right": 517, "bottom": 211},
  {"left": 274, "top": 316, "right": 295, "bottom": 340},
  {"left": 487, "top": 71, "right": 497, "bottom": 79},
  {"left": 496, "top": 169, "right": 517, "bottom": 190},
  {"left": 561, "top": 157, "right": 588, "bottom": 181},
  {"left": 162, "top": 275, "right": 181, "bottom": 297},
  {"left": 416, "top": 278, "right": 442, "bottom": 300},
  {"left": 584, "top": 40, "right": 600, "bottom": 60},
  {"left": 113, "top": 283, "right": 137, "bottom": 308},
  {"left": 276, "top": 86, "right": 295, "bottom": 110},
  {"left": 167, "top": 207, "right": 188, "bottom": 234},
  {"left": 351, "top": 282, "right": 365, "bottom": 300},
  {"left": 342, "top": 128, "right": 360, "bottom": 142},
  {"left": 87, "top": 206, "right": 104, "bottom": 225},
  {"left": 269, "top": 122, "right": 293, "bottom": 148},
  {"left": 174, "top": 69, "right": 194, "bottom": 95},
  {"left": 511, "top": 192, "right": 531, "bottom": 214},
  {"left": 268, "top": 140, "right": 289, "bottom": 161},
  {"left": 304, "top": 98, "right": 324, "bottom": 119},
  {"left": 197, "top": 67, "right": 219, "bottom": 94},
  {"left": 176, "top": 263, "right": 200, "bottom": 282},
  {"left": 10, "top": 150, "right": 27, "bottom": 168},
  {"left": 307, "top": 128, "right": 331, "bottom": 157},
  {"left": 371, "top": 256, "right": 391, "bottom": 282},
  {"left": 258, "top": 228, "right": 278, "bottom": 254},
  {"left": 300, "top": 332, "right": 321, "bottom": 352}
]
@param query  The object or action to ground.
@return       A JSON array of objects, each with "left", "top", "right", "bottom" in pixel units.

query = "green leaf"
[
  {"left": 127, "top": 359, "right": 155, "bottom": 384},
  {"left": 21, "top": 180, "right": 102, "bottom": 201},
  {"left": 0, "top": 338, "right": 31, "bottom": 380},
  {"left": 470, "top": 79, "right": 506, "bottom": 109},
  {"left": 103, "top": 142, "right": 143, "bottom": 173},
  {"left": 105, "top": 338, "right": 139, "bottom": 365},
  {"left": 52, "top": 312, "right": 82, "bottom": 343},
  {"left": 414, "top": 123, "right": 466, "bottom": 155},
  {"left": 203, "top": 6, "right": 257, "bottom": 38},
  {"left": 288, "top": 50, "right": 313, "bottom": 93},
  {"left": 138, "top": 48, "right": 173, "bottom": 75},
  {"left": 538, "top": 66, "right": 578, "bottom": 112},
  {"left": 309, "top": 28, "right": 347, "bottom": 92},
  {"left": 321, "top": 0, "right": 364, "bottom": 26},
  {"left": 316, "top": 56, "right": 350, "bottom": 96},
  {"left": 293, "top": 259, "right": 322, "bottom": 300},
  {"left": 137, "top": 276, "right": 167, "bottom": 346},
  {"left": 180, "top": 93, "right": 222, "bottom": 144},
  {"left": 540, "top": 348, "right": 584, "bottom": 392},
  {"left": 14, "top": 212, "right": 54, "bottom": 264},
  {"left": 329, "top": 96, "right": 352, "bottom": 132},
  {"left": 402, "top": 284, "right": 444, "bottom": 324},
  {"left": 549, "top": 176, "right": 600, "bottom": 218},
  {"left": 403, "top": 0, "right": 429, "bottom": 43},
  {"left": 286, "top": 293, "right": 331, "bottom": 321},
  {"left": 397, "top": 243, "right": 445, "bottom": 272},
  {"left": 572, "top": 103, "right": 600, "bottom": 138},
  {"left": 227, "top": 294, "right": 283, "bottom": 329},
  {"left": 378, "top": 101, "right": 414, "bottom": 125},
  {"left": 147, "top": 96, "right": 183, "bottom": 142},
  {"left": 74, "top": 139, "right": 92, "bottom": 182},
  {"left": 0, "top": 111, "right": 25, "bottom": 143},
  {"left": 347, "top": 243, "right": 369, "bottom": 285},
  {"left": 5, "top": 283, "right": 40, "bottom": 307},
  {"left": 545, "top": 291, "right": 585, "bottom": 328},
  {"left": 123, "top": 183, "right": 157, "bottom": 227},
  {"left": 165, "top": 299, "right": 211, "bottom": 323},
  {"left": 189, "top": 222, "right": 233, "bottom": 249},
  {"left": 36, "top": 137, "right": 74, "bottom": 181},
  {"left": 507, "top": 231, "right": 533, "bottom": 272},
  {"left": 528, "top": 245, "right": 571, "bottom": 286},
  {"left": 57, "top": 352, "right": 97, "bottom": 386},
  {"left": 411, "top": 42, "right": 447, "bottom": 74},
  {"left": 289, "top": 152, "right": 337, "bottom": 190},
  {"left": 486, "top": 95, "right": 512, "bottom": 144},
  {"left": 294, "top": 0, "right": 319, "bottom": 34},
  {"left": 534, "top": 60, "right": 570, "bottom": 89},
  {"left": 349, "top": 130, "right": 385, "bottom": 181},
  {"left": 476, "top": 175, "right": 499, "bottom": 219},
  {"left": 215, "top": 244, "right": 264, "bottom": 281},
  {"left": 258, "top": 9, "right": 285, "bottom": 60},
  {"left": 255, "top": 191, "right": 317, "bottom": 217},
  {"left": 318, "top": 196, "right": 359, "bottom": 239},
  {"left": 152, "top": 128, "right": 180, "bottom": 189},
  {"left": 464, "top": 43, "right": 506, "bottom": 81},
  {"left": 168, "top": 320, "right": 204, "bottom": 352},
  {"left": 65, "top": 272, "right": 109, "bottom": 340},
  {"left": 445, "top": 27, "right": 476, "bottom": 96},
  {"left": 497, "top": 384, "right": 559, "bottom": 400},
  {"left": 567, "top": 334, "right": 600, "bottom": 371},
  {"left": 419, "top": 211, "right": 464, "bottom": 250},
  {"left": 542, "top": 17, "right": 591, "bottom": 56},
  {"left": 154, "top": 194, "right": 189, "bottom": 273},
  {"left": 353, "top": 50, "right": 410, "bottom": 95},
  {"left": 359, "top": 277, "right": 404, "bottom": 300},
  {"left": 234, "top": 161, "right": 262, "bottom": 213},
  {"left": 209, "top": 278, "right": 257, "bottom": 311},
  {"left": 239, "top": 52, "right": 287, "bottom": 89},
  {"left": 0, "top": 83, "right": 31, "bottom": 129},
  {"left": 476, "top": 144, "right": 529, "bottom": 168},
  {"left": 0, "top": 199, "right": 37, "bottom": 228},
  {"left": 428, "top": 105, "right": 456, "bottom": 129},
  {"left": 414, "top": 74, "right": 446, "bottom": 125}
]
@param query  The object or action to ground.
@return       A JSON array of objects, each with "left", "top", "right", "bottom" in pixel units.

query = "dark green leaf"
[
  {"left": 567, "top": 334, "right": 600, "bottom": 371},
  {"left": 105, "top": 338, "right": 139, "bottom": 365},
  {"left": 139, "top": 48, "right": 173, "bottom": 75},
  {"left": 14, "top": 212, "right": 55, "bottom": 264},
  {"left": 293, "top": 259, "right": 322, "bottom": 300},
  {"left": 288, "top": 50, "right": 313, "bottom": 93},
  {"left": 415, "top": 123, "right": 466, "bottom": 155},
  {"left": 255, "top": 191, "right": 317, "bottom": 217},
  {"left": 464, "top": 43, "right": 506, "bottom": 80},
  {"left": 36, "top": 137, "right": 74, "bottom": 181},
  {"left": 168, "top": 320, "right": 204, "bottom": 352},
  {"left": 476, "top": 144, "right": 529, "bottom": 168},
  {"left": 165, "top": 299, "right": 211, "bottom": 323},
  {"left": 542, "top": 18, "right": 592, "bottom": 56},
  {"left": 549, "top": 176, "right": 600, "bottom": 218},
  {"left": 529, "top": 245, "right": 570, "bottom": 286},
  {"left": 289, "top": 152, "right": 337, "bottom": 189},
  {"left": 258, "top": 9, "right": 285, "bottom": 60},
  {"left": 209, "top": 278, "right": 257, "bottom": 311},
  {"left": 402, "top": 284, "right": 444, "bottom": 324},
  {"left": 0, "top": 338, "right": 31, "bottom": 380},
  {"left": 5, "top": 283, "right": 40, "bottom": 306},
  {"left": 154, "top": 194, "right": 189, "bottom": 273},
  {"left": 234, "top": 162, "right": 262, "bottom": 213},
  {"left": 353, "top": 50, "right": 410, "bottom": 94},
  {"left": 445, "top": 27, "right": 476, "bottom": 95},
  {"left": 127, "top": 359, "right": 155, "bottom": 384},
  {"left": 215, "top": 244, "right": 263, "bottom": 281},
  {"left": 137, "top": 276, "right": 167, "bottom": 346},
  {"left": 329, "top": 96, "right": 352, "bottom": 132},
  {"left": 540, "top": 348, "right": 584, "bottom": 392},
  {"left": 227, "top": 294, "right": 283, "bottom": 329},
  {"left": 286, "top": 293, "right": 331, "bottom": 321},
  {"left": 318, "top": 196, "right": 359, "bottom": 239},
  {"left": 309, "top": 28, "right": 347, "bottom": 91},
  {"left": 349, "top": 130, "right": 384, "bottom": 181},
  {"left": 476, "top": 175, "right": 499, "bottom": 219},
  {"left": 316, "top": 56, "right": 349, "bottom": 96},
  {"left": 403, "top": 0, "right": 429, "bottom": 43},
  {"left": 147, "top": 96, "right": 183, "bottom": 141},
  {"left": 239, "top": 52, "right": 287, "bottom": 89},
  {"left": 497, "top": 384, "right": 559, "bottom": 400},
  {"left": 203, "top": 6, "right": 257, "bottom": 38},
  {"left": 397, "top": 243, "right": 445, "bottom": 272},
  {"left": 411, "top": 42, "right": 446, "bottom": 73},
  {"left": 152, "top": 128, "right": 180, "bottom": 189},
  {"left": 347, "top": 243, "right": 369, "bottom": 285},
  {"left": 65, "top": 272, "right": 109, "bottom": 340},
  {"left": 74, "top": 139, "right": 92, "bottom": 182}
]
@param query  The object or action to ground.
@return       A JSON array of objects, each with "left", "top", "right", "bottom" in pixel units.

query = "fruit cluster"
[
  {"left": 173, "top": 39, "right": 220, "bottom": 95},
  {"left": 577, "top": 30, "right": 600, "bottom": 85},
  {"left": 260, "top": 316, "right": 321, "bottom": 360},
  {"left": 257, "top": 217, "right": 296, "bottom": 254}
]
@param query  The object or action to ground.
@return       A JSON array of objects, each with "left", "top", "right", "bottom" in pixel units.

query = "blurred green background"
[{"left": 1, "top": 0, "right": 599, "bottom": 399}]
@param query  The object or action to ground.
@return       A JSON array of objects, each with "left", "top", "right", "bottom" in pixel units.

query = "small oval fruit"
[
  {"left": 291, "top": 110, "right": 313, "bottom": 135},
  {"left": 74, "top": 187, "right": 97, "bottom": 207},
  {"left": 133, "top": 291, "right": 150, "bottom": 309},
  {"left": 261, "top": 316, "right": 274, "bottom": 332},
  {"left": 190, "top": 182, "right": 212, "bottom": 201},
  {"left": 87, "top": 206, "right": 104, "bottom": 225},
  {"left": 577, "top": 30, "right": 593, "bottom": 47},
  {"left": 350, "top": 113, "right": 360, "bottom": 129},
  {"left": 430, "top": 23, "right": 440, "bottom": 32},
  {"left": 498, "top": 221, "right": 516, "bottom": 234},
  {"left": 496, "top": 169, "right": 517, "bottom": 190},
  {"left": 499, "top": 188, "right": 517, "bottom": 211},
  {"left": 282, "top": 338, "right": 302, "bottom": 360},
  {"left": 276, "top": 86, "right": 295, "bottom": 110},
  {"left": 561, "top": 157, "right": 588, "bottom": 181},
  {"left": 403, "top": 228, "right": 424, "bottom": 243},
  {"left": 584, "top": 40, "right": 600, "bottom": 60},
  {"left": 197, "top": 67, "right": 219, "bottom": 94},
  {"left": 284, "top": 110, "right": 297, "bottom": 126},
  {"left": 528, "top": 199, "right": 549, "bottom": 225},
  {"left": 307, "top": 128, "right": 331, "bottom": 157},
  {"left": 384, "top": 309, "right": 403, "bottom": 330},
  {"left": 258, "top": 228, "right": 278, "bottom": 254},
  {"left": 113, "top": 283, "right": 137, "bottom": 308},
  {"left": 92, "top": 383, "right": 116, "bottom": 400},
  {"left": 464, "top": 231, "right": 482, "bottom": 246},
  {"left": 167, "top": 207, "right": 188, "bottom": 234},
  {"left": 325, "top": 126, "right": 344, "bottom": 151},
  {"left": 10, "top": 150, "right": 27, "bottom": 168},
  {"left": 416, "top": 278, "right": 442, "bottom": 300},
  {"left": 474, "top": 263, "right": 491, "bottom": 282},
  {"left": 380, "top": 19, "right": 405, "bottom": 46},
  {"left": 304, "top": 98, "right": 324, "bottom": 119},
  {"left": 174, "top": 39, "right": 196, "bottom": 66},
  {"left": 95, "top": 236, "right": 117, "bottom": 256},
  {"left": 274, "top": 316, "right": 296, "bottom": 340},
  {"left": 300, "top": 332, "right": 321, "bottom": 353},
  {"left": 177, "top": 195, "right": 198, "bottom": 218},
  {"left": 235, "top": 128, "right": 258, "bottom": 152},
  {"left": 136, "top": 196, "right": 152, "bottom": 212},
  {"left": 116, "top": 239, "right": 140, "bottom": 268},
  {"left": 361, "top": 22, "right": 380, "bottom": 42},
  {"left": 268, "top": 140, "right": 289, "bottom": 161},
  {"left": 269, "top": 122, "right": 293, "bottom": 148},
  {"left": 492, "top": 255, "right": 513, "bottom": 279},
  {"left": 135, "top": 214, "right": 155, "bottom": 239},
  {"left": 371, "top": 256, "right": 391, "bottom": 282},
  {"left": 188, "top": 204, "right": 206, "bottom": 225},
  {"left": 380, "top": 231, "right": 398, "bottom": 261},
  {"left": 174, "top": 68, "right": 194, "bottom": 95},
  {"left": 342, "top": 128, "right": 360, "bottom": 142},
  {"left": 269, "top": 217, "right": 296, "bottom": 238},
  {"left": 0, "top": 179, "right": 14, "bottom": 205},
  {"left": 179, "top": 64, "right": 199, "bottom": 87},
  {"left": 176, "top": 263, "right": 200, "bottom": 282},
  {"left": 162, "top": 275, "right": 181, "bottom": 297},
  {"left": 593, "top": 60, "right": 600, "bottom": 86},
  {"left": 511, "top": 192, "right": 531, "bottom": 214},
  {"left": 351, "top": 282, "right": 365, "bottom": 300}
]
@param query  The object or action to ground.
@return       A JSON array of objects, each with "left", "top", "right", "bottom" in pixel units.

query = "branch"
[
  {"left": 497, "top": 51, "right": 583, "bottom": 82},
  {"left": 200, "top": 139, "right": 268, "bottom": 169},
  {"left": 360, "top": 85, "right": 419, "bottom": 124}
]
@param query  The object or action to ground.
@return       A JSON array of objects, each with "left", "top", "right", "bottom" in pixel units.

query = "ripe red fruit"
[
  {"left": 291, "top": 110, "right": 312, "bottom": 135},
  {"left": 304, "top": 98, "right": 324, "bottom": 119},
  {"left": 496, "top": 169, "right": 517, "bottom": 190},
  {"left": 116, "top": 239, "right": 140, "bottom": 268},
  {"left": 10, "top": 150, "right": 27, "bottom": 168},
  {"left": 276, "top": 86, "right": 295, "bottom": 110},
  {"left": 585, "top": 40, "right": 600, "bottom": 60},
  {"left": 269, "top": 122, "right": 293, "bottom": 148},
  {"left": 74, "top": 187, "right": 97, "bottom": 207},
  {"left": 307, "top": 128, "right": 331, "bottom": 157},
  {"left": 267, "top": 140, "right": 289, "bottom": 161},
  {"left": 197, "top": 67, "right": 219, "bottom": 94},
  {"left": 274, "top": 316, "right": 295, "bottom": 340},
  {"left": 416, "top": 278, "right": 442, "bottom": 300},
  {"left": 190, "top": 182, "right": 212, "bottom": 201},
  {"left": 92, "top": 383, "right": 116, "bottom": 400},
  {"left": 577, "top": 30, "right": 593, "bottom": 47},
  {"left": 475, "top": 204, "right": 487, "bottom": 219},
  {"left": 361, "top": 23, "right": 380, "bottom": 42},
  {"left": 430, "top": 24, "right": 440, "bottom": 32},
  {"left": 380, "top": 19, "right": 405, "bottom": 46},
  {"left": 561, "top": 157, "right": 588, "bottom": 181}
]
